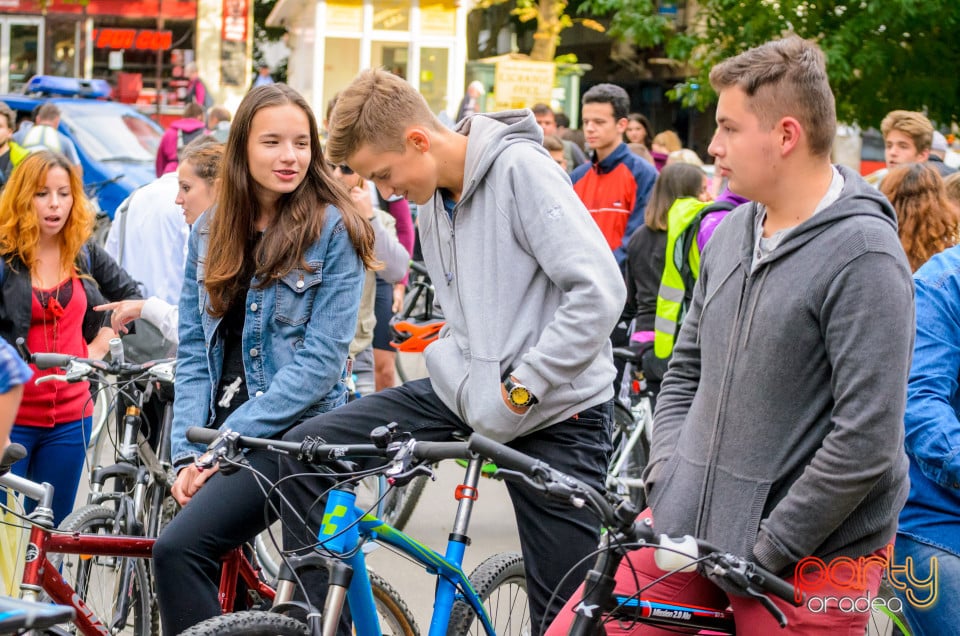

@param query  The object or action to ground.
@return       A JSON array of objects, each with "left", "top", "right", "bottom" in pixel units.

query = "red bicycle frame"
[
  {"left": 218, "top": 547, "right": 276, "bottom": 612},
  {"left": 20, "top": 524, "right": 274, "bottom": 636},
  {"left": 21, "top": 525, "right": 153, "bottom": 636}
]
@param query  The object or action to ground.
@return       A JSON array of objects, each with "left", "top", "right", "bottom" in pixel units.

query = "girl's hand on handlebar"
[
  {"left": 95, "top": 299, "right": 146, "bottom": 335},
  {"left": 172, "top": 463, "right": 219, "bottom": 506}
]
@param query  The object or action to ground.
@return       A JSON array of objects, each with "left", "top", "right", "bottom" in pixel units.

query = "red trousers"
[{"left": 546, "top": 510, "right": 886, "bottom": 635}]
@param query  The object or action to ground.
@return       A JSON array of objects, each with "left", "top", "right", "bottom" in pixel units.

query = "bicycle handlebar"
[
  {"left": 0, "top": 443, "right": 26, "bottom": 475},
  {"left": 31, "top": 351, "right": 175, "bottom": 382},
  {"left": 187, "top": 427, "right": 473, "bottom": 466},
  {"left": 466, "top": 433, "right": 800, "bottom": 615},
  {"left": 408, "top": 260, "right": 429, "bottom": 277}
]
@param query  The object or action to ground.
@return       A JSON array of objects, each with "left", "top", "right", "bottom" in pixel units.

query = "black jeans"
[
  {"left": 153, "top": 447, "right": 282, "bottom": 635},
  {"left": 279, "top": 378, "right": 613, "bottom": 635}
]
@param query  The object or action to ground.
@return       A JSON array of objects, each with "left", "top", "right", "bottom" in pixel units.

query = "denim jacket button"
[
  {"left": 296, "top": 280, "right": 305, "bottom": 289},
  {"left": 250, "top": 348, "right": 259, "bottom": 357},
  {"left": 250, "top": 302, "right": 258, "bottom": 312},
  {"left": 255, "top": 390, "right": 264, "bottom": 397}
]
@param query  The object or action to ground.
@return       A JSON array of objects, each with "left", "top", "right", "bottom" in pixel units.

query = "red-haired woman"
[
  {"left": 0, "top": 151, "right": 140, "bottom": 524},
  {"left": 881, "top": 162, "right": 960, "bottom": 271}
]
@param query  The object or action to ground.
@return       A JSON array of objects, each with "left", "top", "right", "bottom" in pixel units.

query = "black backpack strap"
[{"left": 676, "top": 200, "right": 738, "bottom": 305}]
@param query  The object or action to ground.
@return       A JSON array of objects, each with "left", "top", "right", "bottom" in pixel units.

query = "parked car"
[{"left": 0, "top": 76, "right": 163, "bottom": 226}]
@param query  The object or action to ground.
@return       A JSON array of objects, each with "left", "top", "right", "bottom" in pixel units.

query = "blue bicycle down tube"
[
  {"left": 318, "top": 489, "right": 382, "bottom": 636},
  {"left": 429, "top": 539, "right": 468, "bottom": 635}
]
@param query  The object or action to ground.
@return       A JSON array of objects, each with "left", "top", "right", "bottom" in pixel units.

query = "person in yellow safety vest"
[
  {"left": 653, "top": 188, "right": 747, "bottom": 362},
  {"left": 654, "top": 196, "right": 712, "bottom": 359}
]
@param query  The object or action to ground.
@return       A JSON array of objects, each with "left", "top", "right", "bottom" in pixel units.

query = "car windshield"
[{"left": 60, "top": 106, "right": 161, "bottom": 162}]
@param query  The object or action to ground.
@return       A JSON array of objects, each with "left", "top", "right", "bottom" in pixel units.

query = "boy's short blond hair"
[
  {"left": 326, "top": 68, "right": 443, "bottom": 164},
  {"left": 709, "top": 35, "right": 836, "bottom": 157},
  {"left": 880, "top": 110, "right": 933, "bottom": 154}
]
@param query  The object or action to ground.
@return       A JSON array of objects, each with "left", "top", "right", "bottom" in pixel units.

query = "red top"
[{"left": 17, "top": 278, "right": 94, "bottom": 427}]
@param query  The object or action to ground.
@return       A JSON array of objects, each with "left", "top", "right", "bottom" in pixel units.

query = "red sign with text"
[
  {"left": 222, "top": 0, "right": 247, "bottom": 42},
  {"left": 93, "top": 28, "right": 173, "bottom": 51}
]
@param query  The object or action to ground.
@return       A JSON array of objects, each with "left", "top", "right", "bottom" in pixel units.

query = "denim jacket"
[
  {"left": 171, "top": 206, "right": 365, "bottom": 465},
  {"left": 898, "top": 244, "right": 960, "bottom": 555}
]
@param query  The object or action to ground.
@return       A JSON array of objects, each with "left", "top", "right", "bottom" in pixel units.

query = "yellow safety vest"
[
  {"left": 654, "top": 197, "right": 710, "bottom": 359},
  {"left": 9, "top": 141, "right": 29, "bottom": 168}
]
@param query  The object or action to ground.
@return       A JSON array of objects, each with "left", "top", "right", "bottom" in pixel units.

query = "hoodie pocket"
[
  {"left": 460, "top": 359, "right": 526, "bottom": 442},
  {"left": 701, "top": 465, "right": 772, "bottom": 555}
]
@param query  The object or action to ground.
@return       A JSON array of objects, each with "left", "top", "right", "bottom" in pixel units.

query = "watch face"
[{"left": 510, "top": 386, "right": 531, "bottom": 406}]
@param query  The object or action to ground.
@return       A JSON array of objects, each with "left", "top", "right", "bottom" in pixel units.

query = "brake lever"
[
  {"left": 195, "top": 430, "right": 240, "bottom": 471},
  {"left": 745, "top": 586, "right": 787, "bottom": 628},
  {"left": 490, "top": 467, "right": 585, "bottom": 506},
  {"left": 35, "top": 375, "right": 69, "bottom": 385},
  {"left": 386, "top": 462, "right": 434, "bottom": 487}
]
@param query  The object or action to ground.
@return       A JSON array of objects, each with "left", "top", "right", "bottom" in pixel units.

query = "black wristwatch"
[{"left": 503, "top": 376, "right": 537, "bottom": 408}]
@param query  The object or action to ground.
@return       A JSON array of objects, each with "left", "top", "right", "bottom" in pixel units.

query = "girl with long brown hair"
[
  {"left": 153, "top": 84, "right": 375, "bottom": 634},
  {"left": 881, "top": 162, "right": 960, "bottom": 271},
  {"left": 0, "top": 150, "right": 140, "bottom": 524}
]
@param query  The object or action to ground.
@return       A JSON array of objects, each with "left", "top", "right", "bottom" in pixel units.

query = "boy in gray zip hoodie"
[
  {"left": 277, "top": 69, "right": 626, "bottom": 632},
  {"left": 550, "top": 37, "right": 914, "bottom": 635}
]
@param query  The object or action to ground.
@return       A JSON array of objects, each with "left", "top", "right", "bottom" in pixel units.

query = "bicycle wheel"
[
  {"left": 370, "top": 570, "right": 420, "bottom": 635},
  {"left": 447, "top": 551, "right": 529, "bottom": 636},
  {"left": 56, "top": 504, "right": 157, "bottom": 636},
  {"left": 87, "top": 379, "right": 117, "bottom": 454},
  {"left": 179, "top": 611, "right": 307, "bottom": 635},
  {"left": 866, "top": 577, "right": 910, "bottom": 636},
  {"left": 380, "top": 474, "right": 429, "bottom": 531},
  {"left": 607, "top": 400, "right": 650, "bottom": 510}
]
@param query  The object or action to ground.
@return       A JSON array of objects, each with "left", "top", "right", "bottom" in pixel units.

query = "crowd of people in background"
[{"left": 1, "top": 41, "right": 960, "bottom": 636}]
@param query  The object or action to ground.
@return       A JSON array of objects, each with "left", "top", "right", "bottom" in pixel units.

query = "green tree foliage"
[
  {"left": 579, "top": 0, "right": 960, "bottom": 126},
  {"left": 475, "top": 0, "right": 605, "bottom": 61},
  {"left": 253, "top": 0, "right": 287, "bottom": 82}
]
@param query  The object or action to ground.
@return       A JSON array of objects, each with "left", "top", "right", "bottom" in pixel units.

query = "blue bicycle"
[{"left": 179, "top": 426, "right": 529, "bottom": 636}]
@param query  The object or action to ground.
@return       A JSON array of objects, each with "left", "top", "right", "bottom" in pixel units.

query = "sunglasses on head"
[{"left": 329, "top": 162, "right": 355, "bottom": 175}]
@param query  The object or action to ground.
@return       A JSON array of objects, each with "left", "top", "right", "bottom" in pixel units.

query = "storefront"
[
  {"left": 0, "top": 0, "right": 252, "bottom": 118},
  {"left": 266, "top": 0, "right": 467, "bottom": 123}
]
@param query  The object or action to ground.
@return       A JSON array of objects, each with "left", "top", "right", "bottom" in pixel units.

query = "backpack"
[
  {"left": 189, "top": 79, "right": 214, "bottom": 110},
  {"left": 674, "top": 199, "right": 738, "bottom": 309},
  {"left": 649, "top": 198, "right": 739, "bottom": 376},
  {"left": 177, "top": 127, "right": 205, "bottom": 156}
]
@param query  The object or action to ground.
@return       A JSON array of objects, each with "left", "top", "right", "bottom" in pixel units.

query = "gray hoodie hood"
[
  {"left": 735, "top": 165, "right": 898, "bottom": 268},
  {"left": 456, "top": 110, "right": 544, "bottom": 201}
]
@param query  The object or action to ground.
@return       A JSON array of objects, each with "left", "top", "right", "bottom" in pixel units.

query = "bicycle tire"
[
  {"left": 866, "top": 577, "right": 910, "bottom": 636},
  {"left": 380, "top": 474, "right": 429, "bottom": 531},
  {"left": 179, "top": 611, "right": 308, "bottom": 636},
  {"left": 56, "top": 504, "right": 157, "bottom": 636},
  {"left": 447, "top": 551, "right": 529, "bottom": 636},
  {"left": 143, "top": 473, "right": 177, "bottom": 540},
  {"left": 369, "top": 570, "right": 420, "bottom": 636},
  {"left": 87, "top": 379, "right": 116, "bottom": 454},
  {"left": 608, "top": 400, "right": 649, "bottom": 510}
]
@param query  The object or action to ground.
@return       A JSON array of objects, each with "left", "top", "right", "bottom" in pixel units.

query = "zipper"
[{"left": 695, "top": 265, "right": 753, "bottom": 537}]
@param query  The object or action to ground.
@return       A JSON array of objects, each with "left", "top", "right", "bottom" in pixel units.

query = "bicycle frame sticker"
[
  {"left": 794, "top": 545, "right": 938, "bottom": 611},
  {"left": 24, "top": 543, "right": 39, "bottom": 563},
  {"left": 321, "top": 504, "right": 349, "bottom": 536}
]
